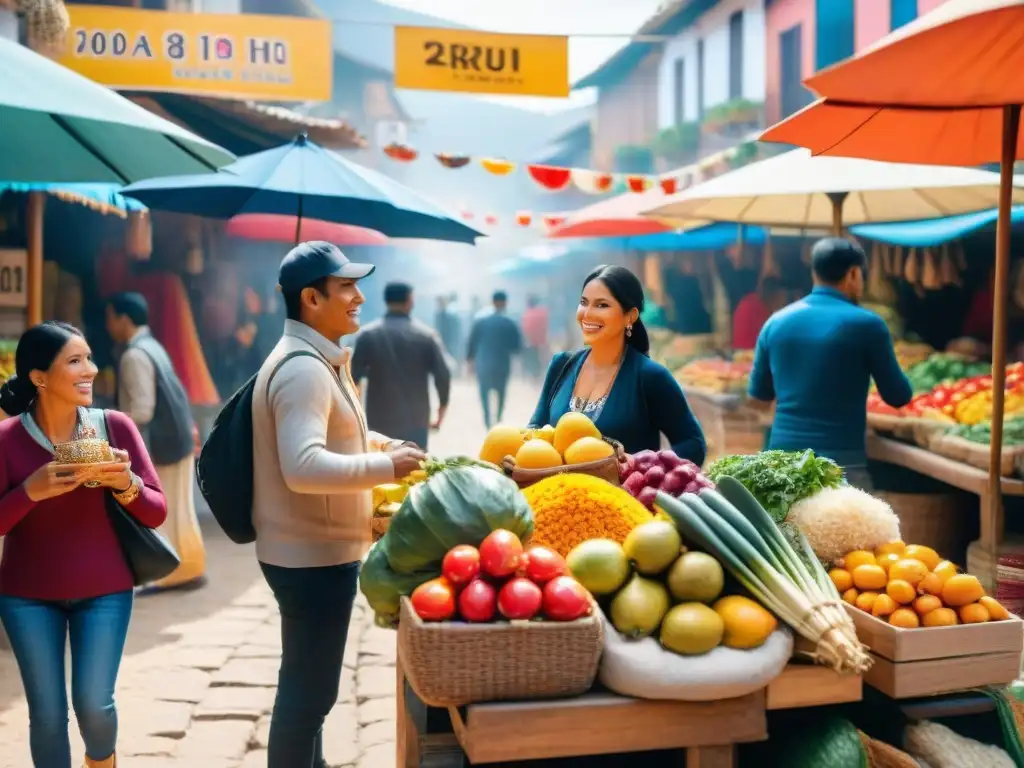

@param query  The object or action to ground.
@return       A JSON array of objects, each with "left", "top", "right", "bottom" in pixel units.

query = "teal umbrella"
[{"left": 0, "top": 37, "right": 233, "bottom": 183}]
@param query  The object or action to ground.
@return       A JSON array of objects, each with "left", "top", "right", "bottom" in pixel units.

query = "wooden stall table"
[
  {"left": 396, "top": 656, "right": 862, "bottom": 767},
  {"left": 866, "top": 433, "right": 1024, "bottom": 589},
  {"left": 683, "top": 389, "right": 766, "bottom": 464}
]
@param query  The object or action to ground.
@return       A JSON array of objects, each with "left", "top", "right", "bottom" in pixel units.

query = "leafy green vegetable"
[
  {"left": 948, "top": 417, "right": 1024, "bottom": 446},
  {"left": 747, "top": 715, "right": 868, "bottom": 768},
  {"left": 359, "top": 542, "right": 439, "bottom": 627},
  {"left": 706, "top": 450, "right": 844, "bottom": 523}
]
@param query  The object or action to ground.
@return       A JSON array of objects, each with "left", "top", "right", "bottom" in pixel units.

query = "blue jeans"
[
  {"left": 0, "top": 590, "right": 133, "bottom": 767},
  {"left": 478, "top": 374, "right": 509, "bottom": 429}
]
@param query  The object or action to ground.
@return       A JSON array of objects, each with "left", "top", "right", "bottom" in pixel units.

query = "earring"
[{"left": 626, "top": 325, "right": 633, "bottom": 338}]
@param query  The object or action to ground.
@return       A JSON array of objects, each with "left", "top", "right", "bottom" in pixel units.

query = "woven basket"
[
  {"left": 873, "top": 490, "right": 972, "bottom": 566},
  {"left": 370, "top": 515, "right": 391, "bottom": 543},
  {"left": 397, "top": 597, "right": 603, "bottom": 707},
  {"left": 501, "top": 436, "right": 624, "bottom": 489}
]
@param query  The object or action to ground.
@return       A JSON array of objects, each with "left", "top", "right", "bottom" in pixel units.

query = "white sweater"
[{"left": 251, "top": 320, "right": 395, "bottom": 568}]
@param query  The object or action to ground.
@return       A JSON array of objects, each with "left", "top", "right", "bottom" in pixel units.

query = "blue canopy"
[
  {"left": 850, "top": 206, "right": 1024, "bottom": 247},
  {"left": 0, "top": 181, "right": 146, "bottom": 215},
  {"left": 122, "top": 134, "right": 481, "bottom": 244},
  {"left": 575, "top": 222, "right": 767, "bottom": 252}
]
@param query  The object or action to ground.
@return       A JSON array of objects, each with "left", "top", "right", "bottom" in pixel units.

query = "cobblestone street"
[{"left": 0, "top": 378, "right": 538, "bottom": 767}]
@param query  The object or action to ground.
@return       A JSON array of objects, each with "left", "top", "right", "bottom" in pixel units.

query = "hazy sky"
[{"left": 380, "top": 0, "right": 668, "bottom": 111}]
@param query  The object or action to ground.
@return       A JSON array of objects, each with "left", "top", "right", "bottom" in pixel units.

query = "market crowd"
[{"left": 0, "top": 235, "right": 917, "bottom": 767}]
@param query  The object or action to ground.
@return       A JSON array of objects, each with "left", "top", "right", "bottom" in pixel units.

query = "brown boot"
[{"left": 83, "top": 753, "right": 115, "bottom": 768}]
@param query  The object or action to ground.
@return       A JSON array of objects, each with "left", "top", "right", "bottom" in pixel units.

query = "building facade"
[
  {"left": 656, "top": 0, "right": 766, "bottom": 130},
  {"left": 764, "top": 0, "right": 950, "bottom": 125}
]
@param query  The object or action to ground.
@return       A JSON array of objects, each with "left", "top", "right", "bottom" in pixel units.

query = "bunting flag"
[
  {"left": 436, "top": 153, "right": 471, "bottom": 169},
  {"left": 571, "top": 169, "right": 615, "bottom": 195},
  {"left": 480, "top": 158, "right": 517, "bottom": 176},
  {"left": 383, "top": 143, "right": 418, "bottom": 162},
  {"left": 526, "top": 164, "right": 573, "bottom": 192}
]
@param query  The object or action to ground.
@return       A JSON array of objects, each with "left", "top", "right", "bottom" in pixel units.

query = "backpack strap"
[{"left": 264, "top": 350, "right": 334, "bottom": 404}]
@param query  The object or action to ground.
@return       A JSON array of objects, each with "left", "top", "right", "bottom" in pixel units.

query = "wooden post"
[
  {"left": 982, "top": 104, "right": 1022, "bottom": 568},
  {"left": 25, "top": 192, "right": 45, "bottom": 327},
  {"left": 827, "top": 192, "right": 848, "bottom": 237}
]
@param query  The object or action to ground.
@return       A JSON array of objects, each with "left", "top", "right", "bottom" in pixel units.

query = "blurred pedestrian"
[
  {"left": 433, "top": 294, "right": 463, "bottom": 369},
  {"left": 732, "top": 277, "right": 788, "bottom": 350},
  {"left": 106, "top": 292, "right": 206, "bottom": 592},
  {"left": 353, "top": 283, "right": 451, "bottom": 450},
  {"left": 521, "top": 294, "right": 549, "bottom": 380},
  {"left": 467, "top": 290, "right": 522, "bottom": 428},
  {"left": 252, "top": 242, "right": 424, "bottom": 768},
  {"left": 0, "top": 321, "right": 167, "bottom": 768}
]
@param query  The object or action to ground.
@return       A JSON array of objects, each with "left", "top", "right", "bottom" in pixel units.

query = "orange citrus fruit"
[
  {"left": 941, "top": 574, "right": 985, "bottom": 608},
  {"left": 842, "top": 588, "right": 859, "bottom": 605},
  {"left": 979, "top": 596, "right": 1010, "bottom": 621},
  {"left": 875, "top": 540, "right": 906, "bottom": 558},
  {"left": 829, "top": 568, "right": 853, "bottom": 592},
  {"left": 855, "top": 591, "right": 880, "bottom": 613},
  {"left": 852, "top": 564, "right": 888, "bottom": 591},
  {"left": 903, "top": 545, "right": 941, "bottom": 571},
  {"left": 840, "top": 550, "right": 877, "bottom": 572},
  {"left": 872, "top": 594, "right": 898, "bottom": 618},
  {"left": 933, "top": 560, "right": 958, "bottom": 584},
  {"left": 888, "top": 558, "right": 929, "bottom": 587},
  {"left": 889, "top": 608, "right": 920, "bottom": 628},
  {"left": 912, "top": 595, "right": 942, "bottom": 616},
  {"left": 959, "top": 603, "right": 990, "bottom": 624},
  {"left": 922, "top": 607, "right": 959, "bottom": 627},
  {"left": 876, "top": 552, "right": 902, "bottom": 574},
  {"left": 917, "top": 572, "right": 944, "bottom": 597},
  {"left": 886, "top": 579, "right": 917, "bottom": 605}
]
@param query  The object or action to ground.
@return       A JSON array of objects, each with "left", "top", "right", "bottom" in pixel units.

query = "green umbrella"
[{"left": 0, "top": 36, "right": 233, "bottom": 183}]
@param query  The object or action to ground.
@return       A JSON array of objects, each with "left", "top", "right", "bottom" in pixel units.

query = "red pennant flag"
[
  {"left": 516, "top": 211, "right": 533, "bottom": 227},
  {"left": 626, "top": 176, "right": 649, "bottom": 193},
  {"left": 383, "top": 143, "right": 418, "bottom": 162},
  {"left": 660, "top": 177, "right": 678, "bottom": 195},
  {"left": 526, "top": 164, "right": 573, "bottom": 192},
  {"left": 484, "top": 214, "right": 499, "bottom": 227},
  {"left": 542, "top": 215, "right": 567, "bottom": 232}
]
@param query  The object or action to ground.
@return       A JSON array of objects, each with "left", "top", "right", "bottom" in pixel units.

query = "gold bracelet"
[{"left": 113, "top": 474, "right": 141, "bottom": 506}]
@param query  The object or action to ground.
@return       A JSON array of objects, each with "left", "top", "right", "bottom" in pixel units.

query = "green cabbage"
[{"left": 359, "top": 542, "right": 438, "bottom": 626}]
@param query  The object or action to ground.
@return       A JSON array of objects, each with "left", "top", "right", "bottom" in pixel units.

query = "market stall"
[{"left": 365, "top": 418, "right": 1024, "bottom": 767}]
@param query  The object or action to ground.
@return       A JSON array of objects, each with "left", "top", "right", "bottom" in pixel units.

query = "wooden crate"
[{"left": 845, "top": 604, "right": 1023, "bottom": 698}]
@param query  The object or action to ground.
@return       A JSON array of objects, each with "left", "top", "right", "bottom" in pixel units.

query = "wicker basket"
[
  {"left": 371, "top": 515, "right": 391, "bottom": 543},
  {"left": 873, "top": 489, "right": 972, "bottom": 566},
  {"left": 501, "top": 436, "right": 624, "bottom": 489},
  {"left": 397, "top": 597, "right": 603, "bottom": 707}
]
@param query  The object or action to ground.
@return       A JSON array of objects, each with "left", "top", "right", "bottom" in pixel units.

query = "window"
[
  {"left": 780, "top": 24, "right": 813, "bottom": 119},
  {"left": 815, "top": 0, "right": 855, "bottom": 70},
  {"left": 696, "top": 39, "right": 705, "bottom": 120},
  {"left": 890, "top": 0, "right": 918, "bottom": 30},
  {"left": 673, "top": 59, "right": 686, "bottom": 124},
  {"left": 728, "top": 11, "right": 744, "bottom": 100}
]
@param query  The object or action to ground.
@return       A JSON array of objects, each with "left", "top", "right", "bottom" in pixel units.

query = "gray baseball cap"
[{"left": 277, "top": 240, "right": 375, "bottom": 293}]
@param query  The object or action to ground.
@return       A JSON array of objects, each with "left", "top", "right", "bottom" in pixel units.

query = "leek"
[{"left": 657, "top": 487, "right": 871, "bottom": 675}]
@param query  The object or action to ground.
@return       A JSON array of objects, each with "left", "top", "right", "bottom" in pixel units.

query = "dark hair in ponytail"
[
  {"left": 0, "top": 322, "right": 83, "bottom": 416},
  {"left": 582, "top": 264, "right": 650, "bottom": 356}
]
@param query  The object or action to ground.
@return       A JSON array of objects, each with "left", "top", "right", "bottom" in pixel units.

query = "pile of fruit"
[
  {"left": 619, "top": 449, "right": 713, "bottom": 510},
  {"left": 409, "top": 529, "right": 592, "bottom": 624},
  {"left": 566, "top": 521, "right": 777, "bottom": 655},
  {"left": 480, "top": 413, "right": 615, "bottom": 471},
  {"left": 676, "top": 356, "right": 752, "bottom": 395},
  {"left": 904, "top": 353, "right": 989, "bottom": 395},
  {"left": 831, "top": 541, "right": 1011, "bottom": 627},
  {"left": 0, "top": 341, "right": 13, "bottom": 386},
  {"left": 868, "top": 362, "right": 1024, "bottom": 426},
  {"left": 372, "top": 468, "right": 427, "bottom": 518}
]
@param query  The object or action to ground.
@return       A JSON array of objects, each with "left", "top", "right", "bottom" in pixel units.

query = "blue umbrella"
[
  {"left": 0, "top": 181, "right": 146, "bottom": 216},
  {"left": 122, "top": 133, "right": 481, "bottom": 244}
]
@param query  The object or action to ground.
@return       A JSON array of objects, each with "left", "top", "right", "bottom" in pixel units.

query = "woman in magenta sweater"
[{"left": 0, "top": 322, "right": 167, "bottom": 768}]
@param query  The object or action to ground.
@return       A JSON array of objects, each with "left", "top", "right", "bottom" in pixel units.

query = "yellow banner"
[
  {"left": 394, "top": 26, "right": 569, "bottom": 98},
  {"left": 58, "top": 6, "right": 332, "bottom": 102}
]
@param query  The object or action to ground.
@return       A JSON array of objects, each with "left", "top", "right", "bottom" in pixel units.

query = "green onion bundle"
[{"left": 656, "top": 477, "right": 871, "bottom": 675}]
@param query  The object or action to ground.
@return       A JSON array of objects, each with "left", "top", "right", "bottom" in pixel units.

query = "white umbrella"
[{"left": 642, "top": 149, "right": 1024, "bottom": 234}]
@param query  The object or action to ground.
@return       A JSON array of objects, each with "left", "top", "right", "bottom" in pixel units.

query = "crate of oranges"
[{"left": 828, "top": 541, "right": 1023, "bottom": 699}]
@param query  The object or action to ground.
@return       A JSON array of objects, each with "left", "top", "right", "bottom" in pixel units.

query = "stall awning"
[
  {"left": 0, "top": 181, "right": 146, "bottom": 217},
  {"left": 851, "top": 205, "right": 1024, "bottom": 246},
  {"left": 127, "top": 93, "right": 364, "bottom": 156},
  {"left": 577, "top": 222, "right": 767, "bottom": 252}
]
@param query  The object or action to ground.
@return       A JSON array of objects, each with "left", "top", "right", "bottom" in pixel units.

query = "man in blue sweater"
[{"left": 748, "top": 238, "right": 913, "bottom": 487}]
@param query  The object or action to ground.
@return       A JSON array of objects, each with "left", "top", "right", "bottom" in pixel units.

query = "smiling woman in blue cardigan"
[{"left": 528, "top": 265, "right": 706, "bottom": 466}]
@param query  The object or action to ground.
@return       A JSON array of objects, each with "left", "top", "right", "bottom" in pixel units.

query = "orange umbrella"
[{"left": 760, "top": 0, "right": 1024, "bottom": 565}]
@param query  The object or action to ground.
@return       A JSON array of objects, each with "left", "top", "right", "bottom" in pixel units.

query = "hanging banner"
[
  {"left": 394, "top": 26, "right": 569, "bottom": 98},
  {"left": 57, "top": 6, "right": 332, "bottom": 102}
]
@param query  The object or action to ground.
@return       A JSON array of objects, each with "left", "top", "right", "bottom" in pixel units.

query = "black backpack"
[{"left": 197, "top": 351, "right": 324, "bottom": 544}]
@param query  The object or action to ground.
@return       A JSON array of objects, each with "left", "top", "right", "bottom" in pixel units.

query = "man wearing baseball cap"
[{"left": 250, "top": 241, "right": 425, "bottom": 768}]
